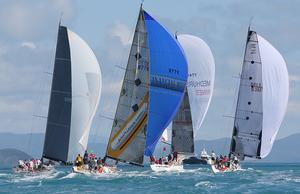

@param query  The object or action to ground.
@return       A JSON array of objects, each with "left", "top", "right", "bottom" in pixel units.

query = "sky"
[{"left": 0, "top": 0, "right": 299, "bottom": 145}]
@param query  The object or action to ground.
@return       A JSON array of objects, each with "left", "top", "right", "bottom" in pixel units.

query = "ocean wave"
[
  {"left": 0, "top": 173, "right": 8, "bottom": 177},
  {"left": 0, "top": 164, "right": 299, "bottom": 193},
  {"left": 58, "top": 172, "right": 78, "bottom": 180},
  {"left": 195, "top": 181, "right": 215, "bottom": 189},
  {"left": 294, "top": 178, "right": 300, "bottom": 183},
  {"left": 10, "top": 169, "right": 61, "bottom": 183}
]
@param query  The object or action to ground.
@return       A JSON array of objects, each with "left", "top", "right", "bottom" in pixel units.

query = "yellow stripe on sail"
[
  {"left": 107, "top": 114, "right": 148, "bottom": 158},
  {"left": 107, "top": 93, "right": 149, "bottom": 158}
]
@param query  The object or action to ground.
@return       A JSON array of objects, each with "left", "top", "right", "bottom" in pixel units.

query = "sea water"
[{"left": 0, "top": 163, "right": 299, "bottom": 193}]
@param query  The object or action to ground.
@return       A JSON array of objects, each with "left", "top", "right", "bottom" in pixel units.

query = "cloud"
[
  {"left": 52, "top": 0, "right": 74, "bottom": 20},
  {"left": 155, "top": 0, "right": 300, "bottom": 140},
  {"left": 290, "top": 75, "right": 300, "bottom": 82},
  {"left": 0, "top": 99, "right": 34, "bottom": 114},
  {"left": 287, "top": 101, "right": 300, "bottom": 116},
  {"left": 0, "top": 44, "right": 8, "bottom": 56},
  {"left": 0, "top": 0, "right": 75, "bottom": 40},
  {"left": 110, "top": 21, "right": 133, "bottom": 46},
  {"left": 0, "top": 0, "right": 77, "bottom": 133},
  {"left": 21, "top": 42, "right": 36, "bottom": 49}
]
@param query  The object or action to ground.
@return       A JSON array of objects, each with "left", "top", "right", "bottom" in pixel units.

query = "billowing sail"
[
  {"left": 179, "top": 35, "right": 215, "bottom": 135},
  {"left": 258, "top": 35, "right": 289, "bottom": 158},
  {"left": 230, "top": 30, "right": 288, "bottom": 160},
  {"left": 144, "top": 11, "right": 188, "bottom": 156},
  {"left": 43, "top": 25, "right": 101, "bottom": 162},
  {"left": 106, "top": 10, "right": 150, "bottom": 165},
  {"left": 171, "top": 34, "right": 215, "bottom": 154}
]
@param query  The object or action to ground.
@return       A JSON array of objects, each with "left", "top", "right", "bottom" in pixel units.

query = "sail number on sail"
[{"left": 250, "top": 82, "right": 263, "bottom": 92}]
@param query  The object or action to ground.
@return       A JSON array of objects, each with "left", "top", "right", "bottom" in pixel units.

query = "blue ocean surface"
[{"left": 0, "top": 163, "right": 299, "bottom": 193}]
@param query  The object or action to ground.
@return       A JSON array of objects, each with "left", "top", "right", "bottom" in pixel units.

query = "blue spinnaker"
[{"left": 143, "top": 11, "right": 188, "bottom": 156}]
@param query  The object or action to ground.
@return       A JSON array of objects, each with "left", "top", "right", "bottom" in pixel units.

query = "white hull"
[
  {"left": 14, "top": 165, "right": 54, "bottom": 174},
  {"left": 206, "top": 158, "right": 213, "bottom": 165},
  {"left": 72, "top": 165, "right": 116, "bottom": 175},
  {"left": 150, "top": 164, "right": 183, "bottom": 172},
  {"left": 211, "top": 163, "right": 241, "bottom": 173}
]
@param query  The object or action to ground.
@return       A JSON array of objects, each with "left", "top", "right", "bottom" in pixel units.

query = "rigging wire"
[
  {"left": 91, "top": 16, "right": 136, "bottom": 148},
  {"left": 26, "top": 18, "right": 58, "bottom": 158},
  {"left": 221, "top": 73, "right": 241, "bottom": 155}
]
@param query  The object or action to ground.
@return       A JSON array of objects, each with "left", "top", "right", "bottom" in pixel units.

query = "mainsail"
[
  {"left": 43, "top": 25, "right": 101, "bottom": 162},
  {"left": 105, "top": 10, "right": 150, "bottom": 165},
  {"left": 230, "top": 29, "right": 289, "bottom": 160},
  {"left": 105, "top": 8, "right": 188, "bottom": 165},
  {"left": 171, "top": 91, "right": 194, "bottom": 154},
  {"left": 171, "top": 34, "right": 215, "bottom": 154}
]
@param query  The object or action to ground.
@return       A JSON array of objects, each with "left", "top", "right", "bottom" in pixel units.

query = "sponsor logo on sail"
[
  {"left": 110, "top": 104, "right": 147, "bottom": 151},
  {"left": 196, "top": 89, "right": 211, "bottom": 96},
  {"left": 187, "top": 80, "right": 211, "bottom": 88}
]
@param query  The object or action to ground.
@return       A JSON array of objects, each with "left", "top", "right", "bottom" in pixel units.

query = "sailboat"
[
  {"left": 150, "top": 126, "right": 185, "bottom": 172},
  {"left": 150, "top": 34, "right": 215, "bottom": 171},
  {"left": 15, "top": 23, "right": 102, "bottom": 173},
  {"left": 103, "top": 5, "right": 188, "bottom": 169},
  {"left": 211, "top": 27, "right": 289, "bottom": 173}
]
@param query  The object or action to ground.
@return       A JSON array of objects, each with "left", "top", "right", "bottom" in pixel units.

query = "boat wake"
[
  {"left": 58, "top": 172, "right": 78, "bottom": 180},
  {"left": 182, "top": 167, "right": 210, "bottom": 174},
  {"left": 11, "top": 169, "right": 61, "bottom": 183},
  {"left": 0, "top": 173, "right": 8, "bottom": 177},
  {"left": 0, "top": 164, "right": 298, "bottom": 193},
  {"left": 195, "top": 180, "right": 216, "bottom": 189}
]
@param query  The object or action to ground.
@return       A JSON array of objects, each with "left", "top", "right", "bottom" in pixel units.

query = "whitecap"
[
  {"left": 0, "top": 173, "right": 8, "bottom": 177},
  {"left": 195, "top": 181, "right": 215, "bottom": 188},
  {"left": 294, "top": 178, "right": 300, "bottom": 183},
  {"left": 11, "top": 169, "right": 61, "bottom": 183},
  {"left": 59, "top": 172, "right": 78, "bottom": 180}
]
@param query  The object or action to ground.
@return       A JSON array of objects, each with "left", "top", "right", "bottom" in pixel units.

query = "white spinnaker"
[
  {"left": 177, "top": 34, "right": 215, "bottom": 136},
  {"left": 258, "top": 35, "right": 289, "bottom": 158},
  {"left": 67, "top": 29, "right": 101, "bottom": 161}
]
